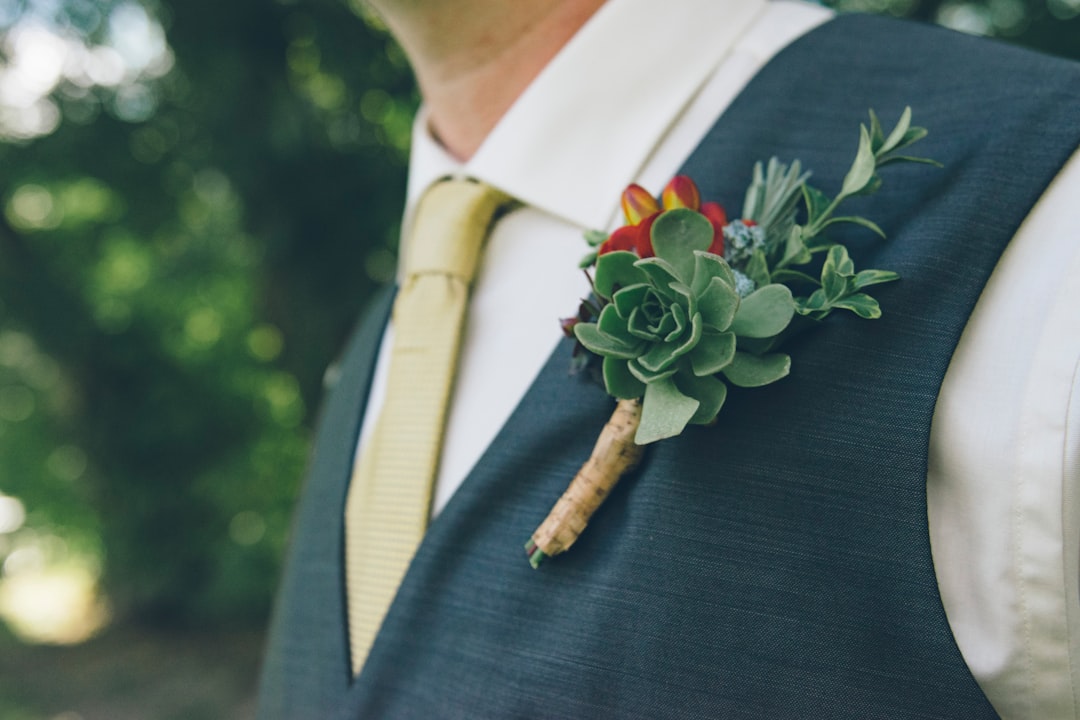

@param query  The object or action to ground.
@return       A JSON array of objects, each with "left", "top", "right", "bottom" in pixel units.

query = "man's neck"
[{"left": 371, "top": 0, "right": 607, "bottom": 161}]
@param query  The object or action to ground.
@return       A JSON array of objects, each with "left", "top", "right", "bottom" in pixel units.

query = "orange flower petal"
[
  {"left": 662, "top": 175, "right": 701, "bottom": 211},
  {"left": 621, "top": 184, "right": 660, "bottom": 225}
]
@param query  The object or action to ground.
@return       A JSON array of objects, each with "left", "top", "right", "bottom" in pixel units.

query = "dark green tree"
[{"left": 0, "top": 0, "right": 416, "bottom": 628}]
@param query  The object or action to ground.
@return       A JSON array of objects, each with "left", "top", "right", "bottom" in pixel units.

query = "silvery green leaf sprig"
[{"left": 525, "top": 108, "right": 935, "bottom": 568}]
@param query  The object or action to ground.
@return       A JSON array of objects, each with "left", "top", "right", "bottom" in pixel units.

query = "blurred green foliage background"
[{"left": 0, "top": 0, "right": 1075, "bottom": 716}]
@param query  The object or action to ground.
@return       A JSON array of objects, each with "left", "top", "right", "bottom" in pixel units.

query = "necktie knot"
[{"left": 403, "top": 179, "right": 512, "bottom": 282}]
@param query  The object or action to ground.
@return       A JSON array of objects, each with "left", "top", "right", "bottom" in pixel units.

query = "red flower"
[
  {"left": 598, "top": 175, "right": 726, "bottom": 260},
  {"left": 598, "top": 214, "right": 657, "bottom": 258},
  {"left": 701, "top": 201, "right": 727, "bottom": 256}
]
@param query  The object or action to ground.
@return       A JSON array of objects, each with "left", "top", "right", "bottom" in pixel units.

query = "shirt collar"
[{"left": 405, "top": 0, "right": 769, "bottom": 232}]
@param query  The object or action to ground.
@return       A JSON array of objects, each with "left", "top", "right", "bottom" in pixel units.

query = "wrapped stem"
[{"left": 525, "top": 398, "right": 644, "bottom": 568}]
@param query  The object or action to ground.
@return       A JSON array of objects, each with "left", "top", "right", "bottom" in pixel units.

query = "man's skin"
[{"left": 366, "top": 0, "right": 606, "bottom": 160}]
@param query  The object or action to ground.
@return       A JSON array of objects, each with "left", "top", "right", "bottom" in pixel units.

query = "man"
[{"left": 258, "top": 1, "right": 1080, "bottom": 717}]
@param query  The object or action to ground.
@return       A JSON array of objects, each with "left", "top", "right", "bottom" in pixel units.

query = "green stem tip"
[{"left": 524, "top": 539, "right": 548, "bottom": 569}]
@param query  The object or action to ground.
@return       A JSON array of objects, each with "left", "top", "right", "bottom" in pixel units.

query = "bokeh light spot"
[
  {"left": 0, "top": 384, "right": 36, "bottom": 422},
  {"left": 97, "top": 237, "right": 152, "bottom": 295},
  {"left": 303, "top": 72, "right": 345, "bottom": 111},
  {"left": 0, "top": 495, "right": 27, "bottom": 535},
  {"left": 184, "top": 307, "right": 223, "bottom": 347},
  {"left": 111, "top": 82, "right": 157, "bottom": 122},
  {"left": 229, "top": 511, "right": 266, "bottom": 546},
  {"left": 0, "top": 561, "right": 109, "bottom": 645},
  {"left": 261, "top": 372, "right": 304, "bottom": 428},
  {"left": 0, "top": 331, "right": 35, "bottom": 368},
  {"left": 58, "top": 177, "right": 122, "bottom": 226},
  {"left": 247, "top": 324, "right": 284, "bottom": 362},
  {"left": 6, "top": 184, "right": 63, "bottom": 230},
  {"left": 936, "top": 1, "right": 993, "bottom": 35},
  {"left": 47, "top": 445, "right": 88, "bottom": 482}
]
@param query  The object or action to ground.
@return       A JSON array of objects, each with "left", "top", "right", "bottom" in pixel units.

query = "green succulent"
[{"left": 574, "top": 209, "right": 795, "bottom": 444}]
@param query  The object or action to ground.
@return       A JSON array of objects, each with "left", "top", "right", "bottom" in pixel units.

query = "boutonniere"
[{"left": 526, "top": 108, "right": 938, "bottom": 568}]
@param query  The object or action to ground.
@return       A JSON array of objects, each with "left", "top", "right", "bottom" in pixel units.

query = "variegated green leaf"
[
  {"left": 878, "top": 105, "right": 911, "bottom": 156},
  {"left": 840, "top": 125, "right": 876, "bottom": 198},
  {"left": 832, "top": 293, "right": 882, "bottom": 319}
]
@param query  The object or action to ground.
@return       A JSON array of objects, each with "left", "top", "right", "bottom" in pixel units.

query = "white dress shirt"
[{"left": 355, "top": 1, "right": 1080, "bottom": 716}]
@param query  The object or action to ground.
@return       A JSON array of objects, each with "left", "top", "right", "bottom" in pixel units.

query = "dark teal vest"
[{"left": 259, "top": 14, "right": 1080, "bottom": 719}]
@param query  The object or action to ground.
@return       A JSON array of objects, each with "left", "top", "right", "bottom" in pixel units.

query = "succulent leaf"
[
  {"left": 628, "top": 304, "right": 668, "bottom": 340},
  {"left": 595, "top": 250, "right": 647, "bottom": 300},
  {"left": 639, "top": 342, "right": 680, "bottom": 373},
  {"left": 574, "top": 322, "right": 640, "bottom": 360},
  {"left": 696, "top": 276, "right": 739, "bottom": 330},
  {"left": 636, "top": 258, "right": 681, "bottom": 300},
  {"left": 728, "top": 284, "right": 795, "bottom": 338},
  {"left": 677, "top": 373, "right": 729, "bottom": 425},
  {"left": 669, "top": 283, "right": 698, "bottom": 323},
  {"left": 603, "top": 357, "right": 645, "bottom": 399},
  {"left": 691, "top": 250, "right": 736, "bottom": 294},
  {"left": 628, "top": 358, "right": 678, "bottom": 384},
  {"left": 668, "top": 302, "right": 687, "bottom": 337},
  {"left": 690, "top": 331, "right": 736, "bottom": 376},
  {"left": 597, "top": 303, "right": 635, "bottom": 344},
  {"left": 651, "top": 209, "right": 714, "bottom": 282},
  {"left": 613, "top": 284, "right": 650, "bottom": 317},
  {"left": 637, "top": 377, "right": 700, "bottom": 444},
  {"left": 722, "top": 351, "right": 791, "bottom": 387},
  {"left": 671, "top": 312, "right": 703, "bottom": 361}
]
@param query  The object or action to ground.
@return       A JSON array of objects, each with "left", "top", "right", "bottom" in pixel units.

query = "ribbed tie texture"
[{"left": 344, "top": 178, "right": 511, "bottom": 677}]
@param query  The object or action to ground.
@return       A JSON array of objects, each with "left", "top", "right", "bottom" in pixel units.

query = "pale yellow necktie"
[{"left": 344, "top": 178, "right": 511, "bottom": 676}]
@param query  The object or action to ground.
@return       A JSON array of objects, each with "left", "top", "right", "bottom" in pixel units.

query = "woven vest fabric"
[
  {"left": 344, "top": 180, "right": 510, "bottom": 675},
  {"left": 258, "top": 14, "right": 1080, "bottom": 720}
]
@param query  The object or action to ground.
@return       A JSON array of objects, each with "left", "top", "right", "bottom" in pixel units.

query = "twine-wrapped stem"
[{"left": 525, "top": 399, "right": 644, "bottom": 568}]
